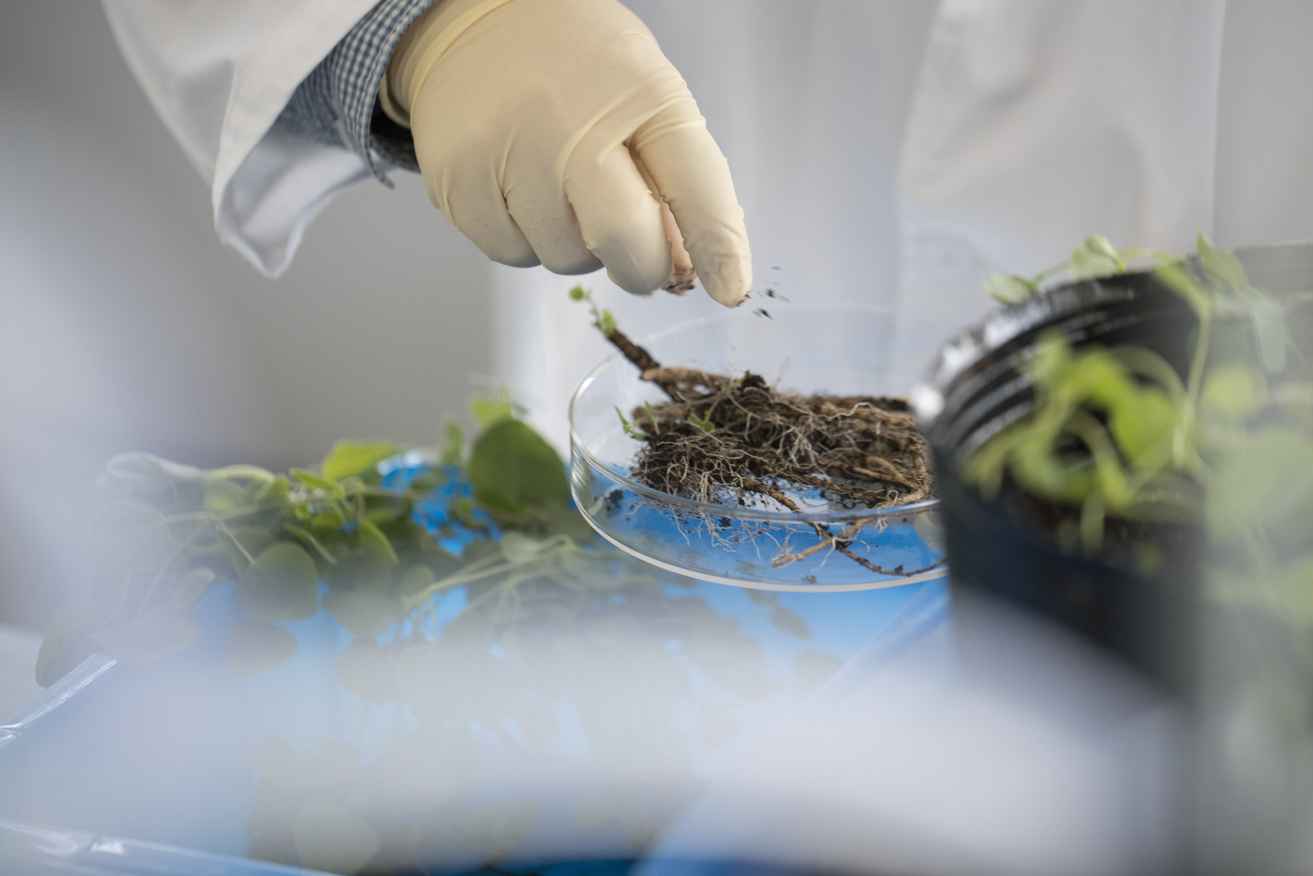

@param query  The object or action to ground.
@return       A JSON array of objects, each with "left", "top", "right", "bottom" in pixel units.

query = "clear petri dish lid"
[{"left": 569, "top": 307, "right": 946, "bottom": 592}]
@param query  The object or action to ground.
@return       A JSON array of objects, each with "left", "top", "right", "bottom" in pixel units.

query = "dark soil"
[{"left": 1011, "top": 484, "right": 1202, "bottom": 577}]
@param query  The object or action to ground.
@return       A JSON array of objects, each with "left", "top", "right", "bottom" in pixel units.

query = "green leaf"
[
  {"left": 203, "top": 478, "right": 249, "bottom": 515},
  {"left": 1196, "top": 234, "right": 1249, "bottom": 291},
  {"left": 325, "top": 585, "right": 399, "bottom": 638},
  {"left": 541, "top": 503, "right": 596, "bottom": 543},
  {"left": 282, "top": 523, "right": 339, "bottom": 565},
  {"left": 471, "top": 393, "right": 516, "bottom": 429},
  {"left": 1010, "top": 426, "right": 1095, "bottom": 504},
  {"left": 688, "top": 413, "right": 716, "bottom": 434},
  {"left": 290, "top": 468, "right": 342, "bottom": 495},
  {"left": 398, "top": 563, "right": 436, "bottom": 598},
  {"left": 1069, "top": 238, "right": 1123, "bottom": 279},
  {"left": 1109, "top": 347, "right": 1187, "bottom": 400},
  {"left": 361, "top": 495, "right": 409, "bottom": 526},
  {"left": 964, "top": 423, "right": 1024, "bottom": 499},
  {"left": 1109, "top": 388, "right": 1178, "bottom": 469},
  {"left": 449, "top": 496, "right": 481, "bottom": 527},
  {"left": 439, "top": 422, "right": 464, "bottom": 467},
  {"left": 405, "top": 470, "right": 444, "bottom": 495},
  {"left": 239, "top": 542, "right": 319, "bottom": 621},
  {"left": 1063, "top": 350, "right": 1142, "bottom": 411},
  {"left": 320, "top": 441, "right": 399, "bottom": 483},
  {"left": 598, "top": 309, "right": 617, "bottom": 335},
  {"left": 568, "top": 285, "right": 589, "bottom": 302},
  {"left": 1082, "top": 235, "right": 1124, "bottom": 266},
  {"left": 214, "top": 524, "right": 275, "bottom": 570},
  {"left": 1065, "top": 411, "right": 1133, "bottom": 509},
  {"left": 308, "top": 507, "right": 347, "bottom": 532},
  {"left": 985, "top": 273, "right": 1037, "bottom": 305},
  {"left": 1154, "top": 261, "right": 1213, "bottom": 322},
  {"left": 248, "top": 474, "right": 290, "bottom": 508},
  {"left": 616, "top": 407, "right": 646, "bottom": 440},
  {"left": 1201, "top": 365, "right": 1267, "bottom": 420},
  {"left": 1029, "top": 333, "right": 1072, "bottom": 388},
  {"left": 468, "top": 419, "right": 569, "bottom": 515},
  {"left": 356, "top": 519, "right": 399, "bottom": 569}
]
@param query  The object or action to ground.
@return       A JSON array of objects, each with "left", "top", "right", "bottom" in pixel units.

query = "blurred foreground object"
[
  {"left": 4, "top": 548, "right": 1189, "bottom": 874},
  {"left": 917, "top": 238, "right": 1313, "bottom": 871}
]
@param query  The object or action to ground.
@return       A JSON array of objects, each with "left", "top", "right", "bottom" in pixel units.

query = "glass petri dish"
[{"left": 569, "top": 307, "right": 946, "bottom": 592}]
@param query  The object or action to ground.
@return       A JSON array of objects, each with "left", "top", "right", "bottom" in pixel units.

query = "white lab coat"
[{"left": 104, "top": 0, "right": 1313, "bottom": 447}]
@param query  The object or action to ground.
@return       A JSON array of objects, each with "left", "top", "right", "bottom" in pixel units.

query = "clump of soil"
[{"left": 602, "top": 327, "right": 932, "bottom": 514}]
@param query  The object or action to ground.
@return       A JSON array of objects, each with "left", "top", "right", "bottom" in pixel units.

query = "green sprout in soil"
[
  {"left": 568, "top": 286, "right": 934, "bottom": 577},
  {"left": 969, "top": 235, "right": 1313, "bottom": 586}
]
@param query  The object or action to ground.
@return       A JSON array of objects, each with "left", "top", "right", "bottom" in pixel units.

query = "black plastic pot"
[{"left": 913, "top": 269, "right": 1203, "bottom": 696}]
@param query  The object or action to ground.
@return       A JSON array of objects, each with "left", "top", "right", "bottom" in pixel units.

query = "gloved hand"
[{"left": 382, "top": 0, "right": 752, "bottom": 306}]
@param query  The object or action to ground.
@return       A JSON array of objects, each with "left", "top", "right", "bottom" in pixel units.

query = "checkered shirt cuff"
[{"left": 279, "top": 0, "right": 435, "bottom": 183}]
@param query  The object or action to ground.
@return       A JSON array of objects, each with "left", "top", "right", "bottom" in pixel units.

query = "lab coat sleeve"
[
  {"left": 280, "top": 0, "right": 433, "bottom": 179},
  {"left": 102, "top": 0, "right": 431, "bottom": 277}
]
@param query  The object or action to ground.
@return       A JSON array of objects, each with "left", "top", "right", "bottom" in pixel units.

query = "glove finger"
[
  {"left": 633, "top": 153, "right": 696, "bottom": 293},
  {"left": 631, "top": 99, "right": 752, "bottom": 307},
  {"left": 567, "top": 145, "right": 672, "bottom": 296},
  {"left": 506, "top": 186, "right": 603, "bottom": 276},
  {"left": 433, "top": 164, "right": 539, "bottom": 269}
]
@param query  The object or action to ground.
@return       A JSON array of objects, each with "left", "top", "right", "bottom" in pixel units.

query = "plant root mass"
[{"left": 608, "top": 331, "right": 933, "bottom": 514}]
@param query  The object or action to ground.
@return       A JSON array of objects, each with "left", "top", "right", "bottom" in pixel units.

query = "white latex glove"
[{"left": 382, "top": 0, "right": 752, "bottom": 306}]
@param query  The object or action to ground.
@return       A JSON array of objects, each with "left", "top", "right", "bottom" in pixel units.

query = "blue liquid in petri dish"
[{"left": 574, "top": 462, "right": 945, "bottom": 592}]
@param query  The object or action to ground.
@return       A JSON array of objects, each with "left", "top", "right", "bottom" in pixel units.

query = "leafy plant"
[
  {"left": 985, "top": 235, "right": 1169, "bottom": 304},
  {"left": 969, "top": 235, "right": 1313, "bottom": 587},
  {"left": 569, "top": 284, "right": 618, "bottom": 337},
  {"left": 36, "top": 402, "right": 590, "bottom": 686}
]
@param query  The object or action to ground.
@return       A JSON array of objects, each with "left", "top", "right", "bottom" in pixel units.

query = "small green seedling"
[
  {"left": 687, "top": 412, "right": 716, "bottom": 434},
  {"left": 568, "top": 285, "right": 617, "bottom": 336},
  {"left": 616, "top": 407, "right": 647, "bottom": 440}
]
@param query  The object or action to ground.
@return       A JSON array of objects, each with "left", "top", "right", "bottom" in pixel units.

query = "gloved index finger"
[
  {"left": 631, "top": 101, "right": 753, "bottom": 307},
  {"left": 631, "top": 154, "right": 696, "bottom": 294}
]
